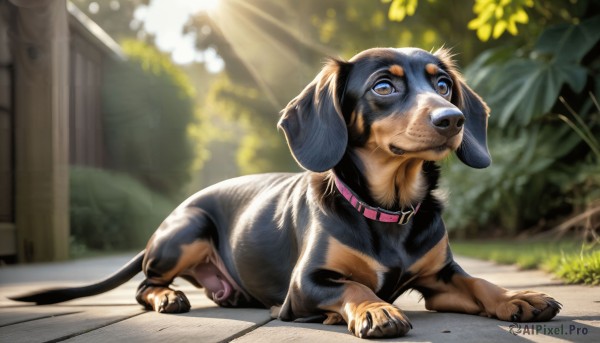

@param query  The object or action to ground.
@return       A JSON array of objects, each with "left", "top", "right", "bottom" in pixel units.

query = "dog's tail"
[{"left": 9, "top": 250, "right": 145, "bottom": 305}]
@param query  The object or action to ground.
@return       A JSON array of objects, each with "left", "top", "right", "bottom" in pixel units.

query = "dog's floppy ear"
[
  {"left": 436, "top": 49, "right": 491, "bottom": 169},
  {"left": 455, "top": 83, "right": 492, "bottom": 168},
  {"left": 278, "top": 59, "right": 351, "bottom": 172}
]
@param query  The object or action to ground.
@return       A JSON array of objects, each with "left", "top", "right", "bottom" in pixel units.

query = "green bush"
[
  {"left": 443, "top": 17, "right": 600, "bottom": 234},
  {"left": 103, "top": 40, "right": 197, "bottom": 198},
  {"left": 70, "top": 166, "right": 175, "bottom": 254}
]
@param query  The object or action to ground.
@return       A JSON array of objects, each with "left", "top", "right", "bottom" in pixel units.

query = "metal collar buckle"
[{"left": 397, "top": 207, "right": 416, "bottom": 225}]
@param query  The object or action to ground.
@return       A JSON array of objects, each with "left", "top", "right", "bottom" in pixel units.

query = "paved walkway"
[{"left": 0, "top": 254, "right": 598, "bottom": 342}]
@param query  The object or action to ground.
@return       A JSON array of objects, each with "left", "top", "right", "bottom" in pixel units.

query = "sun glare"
[{"left": 196, "top": 0, "right": 220, "bottom": 13}]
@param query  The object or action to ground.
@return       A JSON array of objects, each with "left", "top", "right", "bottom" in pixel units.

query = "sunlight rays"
[
  {"left": 203, "top": 0, "right": 340, "bottom": 112},
  {"left": 231, "top": 0, "right": 337, "bottom": 58},
  {"left": 196, "top": 0, "right": 221, "bottom": 14}
]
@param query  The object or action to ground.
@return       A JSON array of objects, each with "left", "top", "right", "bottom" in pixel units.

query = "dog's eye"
[
  {"left": 372, "top": 81, "right": 396, "bottom": 96},
  {"left": 436, "top": 79, "right": 452, "bottom": 96}
]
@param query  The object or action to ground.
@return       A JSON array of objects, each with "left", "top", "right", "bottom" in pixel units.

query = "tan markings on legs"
[
  {"left": 140, "top": 240, "right": 213, "bottom": 312},
  {"left": 408, "top": 233, "right": 448, "bottom": 276},
  {"left": 323, "top": 312, "right": 344, "bottom": 325},
  {"left": 494, "top": 290, "right": 562, "bottom": 322},
  {"left": 418, "top": 273, "right": 561, "bottom": 322},
  {"left": 418, "top": 274, "right": 485, "bottom": 315},
  {"left": 147, "top": 240, "right": 212, "bottom": 283},
  {"left": 322, "top": 281, "right": 411, "bottom": 338},
  {"left": 138, "top": 286, "right": 191, "bottom": 313},
  {"left": 324, "top": 236, "right": 388, "bottom": 290}
]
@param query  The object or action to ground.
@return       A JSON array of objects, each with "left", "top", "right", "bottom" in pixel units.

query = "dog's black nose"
[{"left": 431, "top": 108, "right": 465, "bottom": 137}]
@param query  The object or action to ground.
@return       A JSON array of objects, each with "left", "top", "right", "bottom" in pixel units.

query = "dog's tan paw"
[
  {"left": 496, "top": 291, "right": 561, "bottom": 322},
  {"left": 152, "top": 289, "right": 191, "bottom": 313},
  {"left": 348, "top": 302, "right": 411, "bottom": 338},
  {"left": 323, "top": 312, "right": 344, "bottom": 325}
]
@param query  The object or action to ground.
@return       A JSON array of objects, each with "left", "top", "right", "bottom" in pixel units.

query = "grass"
[
  {"left": 548, "top": 250, "right": 600, "bottom": 286},
  {"left": 451, "top": 240, "right": 600, "bottom": 285}
]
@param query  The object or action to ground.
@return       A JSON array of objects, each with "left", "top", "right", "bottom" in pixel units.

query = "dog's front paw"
[
  {"left": 153, "top": 289, "right": 191, "bottom": 313},
  {"left": 348, "top": 302, "right": 412, "bottom": 338},
  {"left": 496, "top": 291, "right": 561, "bottom": 322}
]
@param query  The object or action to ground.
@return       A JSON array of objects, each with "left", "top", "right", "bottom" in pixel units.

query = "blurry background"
[{"left": 0, "top": 0, "right": 598, "bottom": 283}]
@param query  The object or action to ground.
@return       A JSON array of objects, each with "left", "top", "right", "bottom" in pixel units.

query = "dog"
[{"left": 11, "top": 47, "right": 561, "bottom": 338}]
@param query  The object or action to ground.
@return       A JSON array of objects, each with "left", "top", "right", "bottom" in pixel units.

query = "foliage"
[
  {"left": 384, "top": 0, "right": 533, "bottom": 40},
  {"left": 384, "top": 0, "right": 419, "bottom": 22},
  {"left": 443, "top": 14, "right": 600, "bottom": 234},
  {"left": 306, "top": 0, "right": 493, "bottom": 62},
  {"left": 384, "top": 0, "right": 589, "bottom": 42},
  {"left": 467, "top": 0, "right": 532, "bottom": 41},
  {"left": 102, "top": 40, "right": 197, "bottom": 198},
  {"left": 71, "top": 0, "right": 150, "bottom": 41},
  {"left": 443, "top": 125, "right": 580, "bottom": 232},
  {"left": 452, "top": 240, "right": 600, "bottom": 285},
  {"left": 202, "top": 75, "right": 297, "bottom": 175},
  {"left": 70, "top": 167, "right": 175, "bottom": 254},
  {"left": 548, "top": 250, "right": 600, "bottom": 285},
  {"left": 558, "top": 96, "right": 600, "bottom": 162},
  {"left": 467, "top": 16, "right": 600, "bottom": 128}
]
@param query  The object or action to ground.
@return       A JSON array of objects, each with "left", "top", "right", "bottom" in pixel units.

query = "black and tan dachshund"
[{"left": 11, "top": 47, "right": 561, "bottom": 338}]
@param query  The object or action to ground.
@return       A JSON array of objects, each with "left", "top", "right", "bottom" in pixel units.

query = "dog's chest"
[
  {"left": 354, "top": 224, "right": 445, "bottom": 299},
  {"left": 327, "top": 233, "right": 412, "bottom": 296}
]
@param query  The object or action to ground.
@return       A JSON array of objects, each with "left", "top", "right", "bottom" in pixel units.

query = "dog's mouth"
[{"left": 389, "top": 144, "right": 451, "bottom": 156}]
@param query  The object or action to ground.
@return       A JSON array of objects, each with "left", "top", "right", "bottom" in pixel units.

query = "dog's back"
[{"left": 180, "top": 172, "right": 311, "bottom": 306}]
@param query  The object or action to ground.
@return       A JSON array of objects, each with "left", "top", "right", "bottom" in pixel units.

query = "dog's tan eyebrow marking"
[
  {"left": 425, "top": 63, "right": 439, "bottom": 75},
  {"left": 388, "top": 64, "right": 404, "bottom": 77}
]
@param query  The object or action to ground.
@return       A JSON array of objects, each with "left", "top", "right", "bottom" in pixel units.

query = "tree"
[
  {"left": 185, "top": 0, "right": 493, "bottom": 176},
  {"left": 71, "top": 0, "right": 150, "bottom": 41},
  {"left": 102, "top": 40, "right": 197, "bottom": 198}
]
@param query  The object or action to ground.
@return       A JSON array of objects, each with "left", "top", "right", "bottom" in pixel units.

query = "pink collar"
[{"left": 334, "top": 175, "right": 420, "bottom": 225}]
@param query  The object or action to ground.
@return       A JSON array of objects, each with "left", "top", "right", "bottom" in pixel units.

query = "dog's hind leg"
[{"left": 135, "top": 206, "right": 218, "bottom": 313}]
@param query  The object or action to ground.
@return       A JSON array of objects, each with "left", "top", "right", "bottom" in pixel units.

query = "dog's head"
[{"left": 278, "top": 47, "right": 491, "bottom": 172}]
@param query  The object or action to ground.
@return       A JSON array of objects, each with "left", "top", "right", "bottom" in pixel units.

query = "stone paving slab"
[
  {"left": 0, "top": 254, "right": 598, "bottom": 342},
  {"left": 63, "top": 307, "right": 272, "bottom": 343}
]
